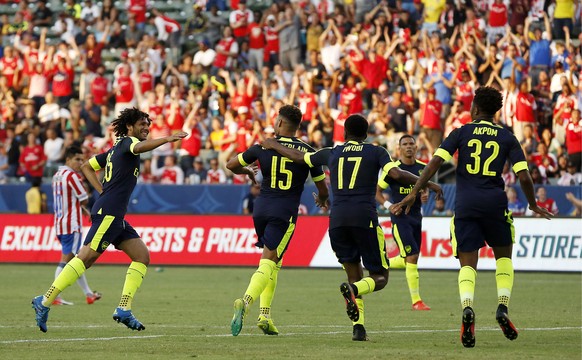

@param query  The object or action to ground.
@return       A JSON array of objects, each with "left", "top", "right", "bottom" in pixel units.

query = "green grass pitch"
[{"left": 1, "top": 265, "right": 580, "bottom": 359}]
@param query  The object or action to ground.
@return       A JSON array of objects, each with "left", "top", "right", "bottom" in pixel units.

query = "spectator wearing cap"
[
  {"left": 263, "top": 14, "right": 280, "bottom": 68},
  {"left": 229, "top": 0, "right": 254, "bottom": 44},
  {"left": 524, "top": 14, "right": 551, "bottom": 87},
  {"left": 566, "top": 109, "right": 582, "bottom": 172},
  {"left": 213, "top": 27, "right": 239, "bottom": 72},
  {"left": 187, "top": 157, "right": 208, "bottom": 185},
  {"left": 127, "top": 0, "right": 150, "bottom": 31},
  {"left": 278, "top": 5, "right": 302, "bottom": 71},
  {"left": 185, "top": 4, "right": 208, "bottom": 40},
  {"left": 33, "top": 0, "right": 53, "bottom": 28},
  {"left": 419, "top": 87, "right": 443, "bottom": 151},
  {"left": 557, "top": 160, "right": 582, "bottom": 186}
]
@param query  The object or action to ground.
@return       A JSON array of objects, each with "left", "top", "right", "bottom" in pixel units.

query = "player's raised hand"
[
  {"left": 528, "top": 204, "right": 553, "bottom": 220},
  {"left": 168, "top": 131, "right": 188, "bottom": 142},
  {"left": 260, "top": 138, "right": 278, "bottom": 150}
]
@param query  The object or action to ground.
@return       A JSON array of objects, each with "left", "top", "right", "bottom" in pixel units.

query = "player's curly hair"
[
  {"left": 473, "top": 86, "right": 503, "bottom": 117},
  {"left": 278, "top": 104, "right": 303, "bottom": 126},
  {"left": 111, "top": 107, "right": 150, "bottom": 137},
  {"left": 345, "top": 114, "right": 368, "bottom": 140}
]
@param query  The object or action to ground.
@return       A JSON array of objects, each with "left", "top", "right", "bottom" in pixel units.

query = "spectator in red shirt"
[
  {"left": 229, "top": 0, "right": 253, "bottom": 42},
  {"left": 247, "top": 21, "right": 265, "bottom": 71},
  {"left": 531, "top": 142, "right": 557, "bottom": 179},
  {"left": 19, "top": 132, "right": 46, "bottom": 181},
  {"left": 553, "top": 84, "right": 579, "bottom": 145},
  {"left": 113, "top": 64, "right": 136, "bottom": 117},
  {"left": 527, "top": 186, "right": 559, "bottom": 216},
  {"left": 263, "top": 14, "right": 279, "bottom": 69},
  {"left": 487, "top": 0, "right": 508, "bottom": 42},
  {"left": 360, "top": 42, "right": 389, "bottom": 110},
  {"left": 420, "top": 88, "right": 443, "bottom": 151},
  {"left": 566, "top": 109, "right": 582, "bottom": 172},
  {"left": 212, "top": 27, "right": 239, "bottom": 72},
  {"left": 0, "top": 46, "right": 22, "bottom": 90},
  {"left": 89, "top": 65, "right": 111, "bottom": 106},
  {"left": 126, "top": 0, "right": 149, "bottom": 30},
  {"left": 152, "top": 155, "right": 184, "bottom": 185},
  {"left": 206, "top": 157, "right": 227, "bottom": 184},
  {"left": 513, "top": 80, "right": 537, "bottom": 143},
  {"left": 50, "top": 56, "right": 75, "bottom": 107}
]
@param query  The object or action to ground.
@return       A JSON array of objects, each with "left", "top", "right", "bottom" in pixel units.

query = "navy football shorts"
[{"left": 329, "top": 225, "right": 389, "bottom": 273}]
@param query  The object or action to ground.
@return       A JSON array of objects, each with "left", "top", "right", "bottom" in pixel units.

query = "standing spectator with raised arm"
[
  {"left": 278, "top": 6, "right": 302, "bottom": 71},
  {"left": 524, "top": 14, "right": 551, "bottom": 87}
]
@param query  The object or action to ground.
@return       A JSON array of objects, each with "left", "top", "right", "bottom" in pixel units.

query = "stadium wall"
[
  {"left": 0, "top": 214, "right": 580, "bottom": 272},
  {"left": 0, "top": 184, "right": 581, "bottom": 215}
]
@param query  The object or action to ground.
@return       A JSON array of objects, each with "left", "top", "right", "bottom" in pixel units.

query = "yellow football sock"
[
  {"left": 353, "top": 277, "right": 376, "bottom": 296},
  {"left": 119, "top": 262, "right": 148, "bottom": 310},
  {"left": 353, "top": 298, "right": 365, "bottom": 326},
  {"left": 406, "top": 263, "right": 421, "bottom": 304},
  {"left": 243, "top": 259, "right": 276, "bottom": 305},
  {"left": 495, "top": 257, "right": 514, "bottom": 307},
  {"left": 259, "top": 260, "right": 282, "bottom": 318},
  {"left": 43, "top": 257, "right": 86, "bottom": 306},
  {"left": 389, "top": 256, "right": 406, "bottom": 269},
  {"left": 458, "top": 266, "right": 477, "bottom": 309}
]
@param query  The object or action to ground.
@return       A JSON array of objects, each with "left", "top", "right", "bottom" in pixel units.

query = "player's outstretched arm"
[
  {"left": 132, "top": 132, "right": 188, "bottom": 154},
  {"left": 81, "top": 161, "right": 103, "bottom": 194},
  {"left": 392, "top": 155, "right": 444, "bottom": 215},
  {"left": 260, "top": 138, "right": 306, "bottom": 164},
  {"left": 518, "top": 170, "right": 553, "bottom": 220}
]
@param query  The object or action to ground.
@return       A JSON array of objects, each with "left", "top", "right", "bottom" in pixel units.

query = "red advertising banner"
[{"left": 0, "top": 214, "right": 330, "bottom": 266}]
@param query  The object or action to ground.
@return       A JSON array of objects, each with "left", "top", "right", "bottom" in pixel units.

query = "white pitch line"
[
  {"left": 0, "top": 335, "right": 163, "bottom": 344},
  {"left": 1, "top": 326, "right": 579, "bottom": 344}
]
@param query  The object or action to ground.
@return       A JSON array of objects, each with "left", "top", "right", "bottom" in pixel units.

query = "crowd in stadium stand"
[{"left": 0, "top": 1, "right": 580, "bottom": 203}]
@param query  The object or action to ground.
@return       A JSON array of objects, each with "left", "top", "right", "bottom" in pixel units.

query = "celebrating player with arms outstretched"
[
  {"left": 32, "top": 108, "right": 187, "bottom": 333},
  {"left": 227, "top": 105, "right": 328, "bottom": 337},
  {"left": 392, "top": 87, "right": 553, "bottom": 347},
  {"left": 262, "top": 114, "right": 442, "bottom": 341}
]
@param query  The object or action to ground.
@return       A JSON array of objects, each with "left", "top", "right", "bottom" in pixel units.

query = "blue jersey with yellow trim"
[
  {"left": 305, "top": 141, "right": 396, "bottom": 229},
  {"left": 435, "top": 120, "right": 527, "bottom": 218},
  {"left": 89, "top": 136, "right": 140, "bottom": 217},
  {"left": 238, "top": 136, "right": 325, "bottom": 218},
  {"left": 379, "top": 160, "right": 426, "bottom": 218}
]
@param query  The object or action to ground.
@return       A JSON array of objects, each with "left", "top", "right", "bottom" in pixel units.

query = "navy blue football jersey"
[
  {"left": 238, "top": 136, "right": 325, "bottom": 219},
  {"left": 88, "top": 136, "right": 141, "bottom": 217},
  {"left": 305, "top": 141, "right": 397, "bottom": 229},
  {"left": 379, "top": 159, "right": 426, "bottom": 218},
  {"left": 435, "top": 120, "right": 528, "bottom": 218}
]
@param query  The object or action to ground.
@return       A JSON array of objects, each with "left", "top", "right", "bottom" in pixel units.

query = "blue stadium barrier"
[{"left": 0, "top": 184, "right": 580, "bottom": 216}]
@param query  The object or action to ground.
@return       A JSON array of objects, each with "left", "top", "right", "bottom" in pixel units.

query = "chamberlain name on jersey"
[
  {"left": 434, "top": 120, "right": 528, "bottom": 218},
  {"left": 379, "top": 160, "right": 426, "bottom": 218},
  {"left": 238, "top": 136, "right": 325, "bottom": 218},
  {"left": 88, "top": 136, "right": 141, "bottom": 217},
  {"left": 304, "top": 141, "right": 398, "bottom": 229},
  {"left": 53, "top": 166, "right": 89, "bottom": 235}
]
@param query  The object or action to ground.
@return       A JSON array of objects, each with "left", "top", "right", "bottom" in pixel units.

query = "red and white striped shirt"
[{"left": 52, "top": 166, "right": 88, "bottom": 235}]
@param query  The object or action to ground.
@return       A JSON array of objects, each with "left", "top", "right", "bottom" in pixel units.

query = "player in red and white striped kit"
[{"left": 52, "top": 146, "right": 101, "bottom": 305}]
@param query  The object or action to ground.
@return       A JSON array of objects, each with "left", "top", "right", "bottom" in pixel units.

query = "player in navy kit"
[
  {"left": 32, "top": 108, "right": 187, "bottom": 333},
  {"left": 376, "top": 134, "right": 431, "bottom": 310},
  {"left": 262, "top": 114, "right": 442, "bottom": 341},
  {"left": 393, "top": 87, "right": 553, "bottom": 347},
  {"left": 227, "top": 105, "right": 328, "bottom": 336}
]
